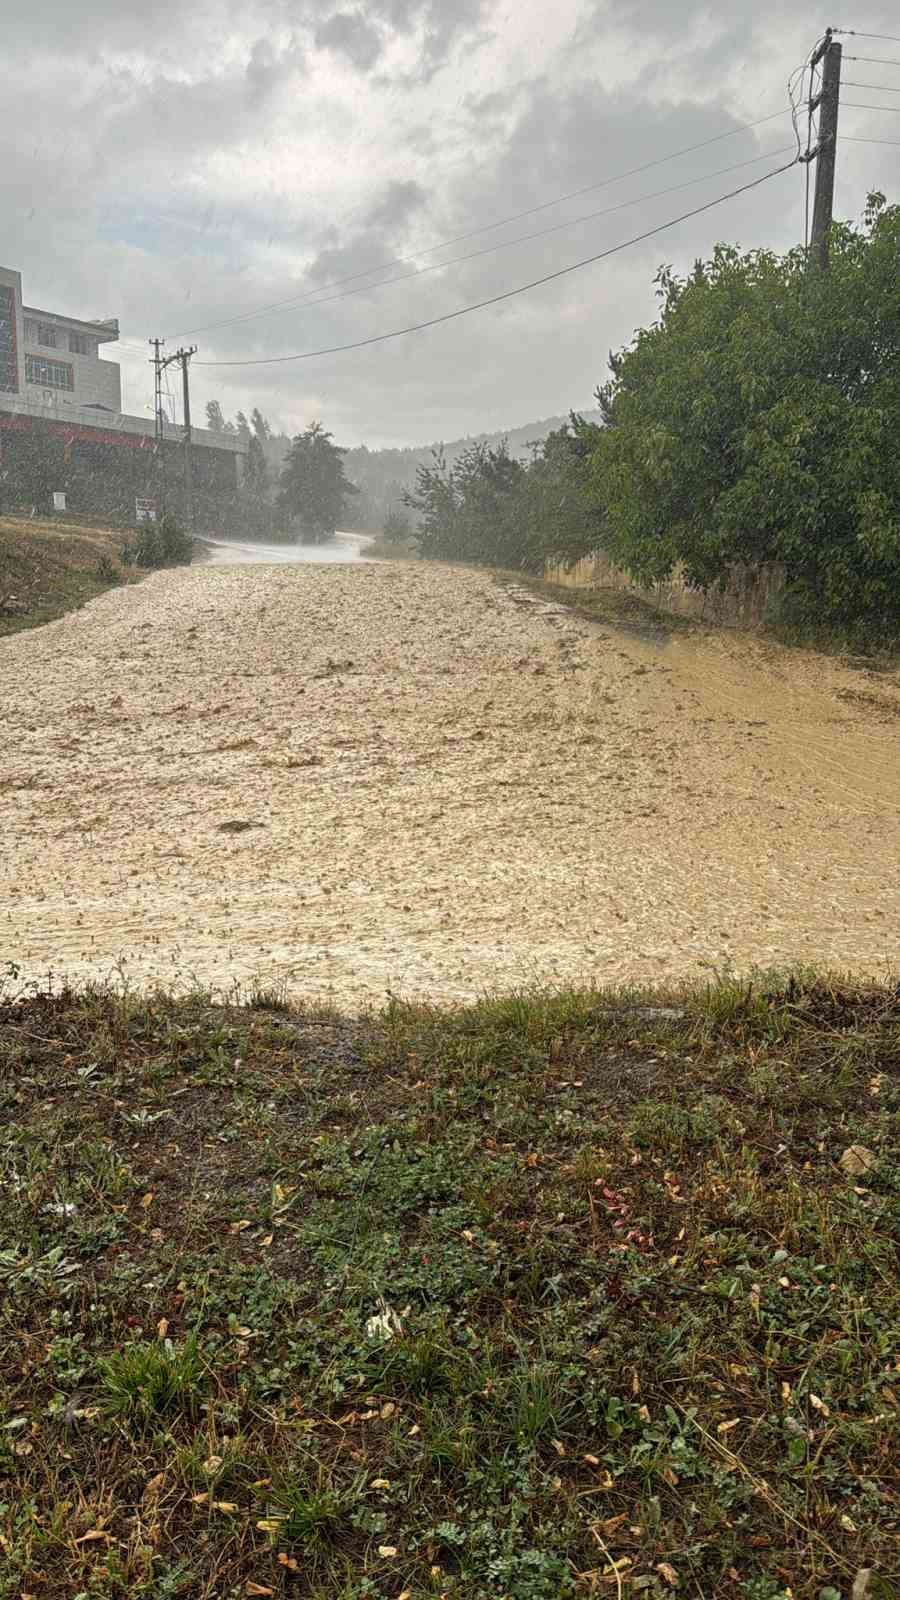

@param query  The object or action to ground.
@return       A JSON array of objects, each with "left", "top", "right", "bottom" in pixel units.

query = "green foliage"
[
  {"left": 592, "top": 194, "right": 900, "bottom": 640},
  {"left": 278, "top": 420, "right": 358, "bottom": 542},
  {"left": 1, "top": 975, "right": 898, "bottom": 1595},
  {"left": 381, "top": 505, "right": 413, "bottom": 544},
  {"left": 98, "top": 1335, "right": 206, "bottom": 1424},
  {"left": 403, "top": 418, "right": 602, "bottom": 572},
  {"left": 123, "top": 512, "right": 194, "bottom": 569},
  {"left": 404, "top": 439, "right": 529, "bottom": 567}
]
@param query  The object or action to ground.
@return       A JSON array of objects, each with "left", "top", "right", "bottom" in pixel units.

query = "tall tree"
[
  {"left": 205, "top": 399, "right": 226, "bottom": 432},
  {"left": 591, "top": 193, "right": 900, "bottom": 635},
  {"left": 234, "top": 411, "right": 251, "bottom": 440},
  {"left": 278, "top": 422, "right": 358, "bottom": 543},
  {"left": 250, "top": 407, "right": 271, "bottom": 443}
]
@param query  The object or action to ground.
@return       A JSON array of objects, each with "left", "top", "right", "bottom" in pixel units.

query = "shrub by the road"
[{"left": 123, "top": 512, "right": 194, "bottom": 569}]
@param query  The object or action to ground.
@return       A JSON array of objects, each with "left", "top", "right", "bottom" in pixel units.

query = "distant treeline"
[
  {"left": 205, "top": 193, "right": 900, "bottom": 642},
  {"left": 202, "top": 402, "right": 601, "bottom": 533}
]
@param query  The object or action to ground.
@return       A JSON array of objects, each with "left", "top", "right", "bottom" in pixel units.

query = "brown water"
[{"left": 2, "top": 561, "right": 897, "bottom": 1006}]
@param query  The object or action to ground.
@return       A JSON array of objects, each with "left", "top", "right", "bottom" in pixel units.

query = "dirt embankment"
[
  {"left": 0, "top": 515, "right": 133, "bottom": 637},
  {"left": 1, "top": 559, "right": 898, "bottom": 1004}
]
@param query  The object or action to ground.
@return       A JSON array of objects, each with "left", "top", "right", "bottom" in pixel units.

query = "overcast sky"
[{"left": 5, "top": 1, "right": 899, "bottom": 446}]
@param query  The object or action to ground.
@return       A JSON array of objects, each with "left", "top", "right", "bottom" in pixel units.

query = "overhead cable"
[
  {"left": 171, "top": 107, "right": 794, "bottom": 340},
  {"left": 195, "top": 156, "right": 798, "bottom": 369},
  {"left": 169, "top": 146, "right": 793, "bottom": 332}
]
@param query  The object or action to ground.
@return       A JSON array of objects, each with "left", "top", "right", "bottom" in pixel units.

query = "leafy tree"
[
  {"left": 382, "top": 506, "right": 413, "bottom": 544},
  {"left": 205, "top": 400, "right": 227, "bottom": 432},
  {"left": 590, "top": 194, "right": 900, "bottom": 638},
  {"left": 404, "top": 440, "right": 528, "bottom": 566},
  {"left": 277, "top": 421, "right": 358, "bottom": 543},
  {"left": 235, "top": 411, "right": 251, "bottom": 440},
  {"left": 240, "top": 432, "right": 275, "bottom": 538},
  {"left": 245, "top": 434, "right": 269, "bottom": 500},
  {"left": 524, "top": 415, "right": 604, "bottom": 568},
  {"left": 250, "top": 407, "right": 271, "bottom": 443}
]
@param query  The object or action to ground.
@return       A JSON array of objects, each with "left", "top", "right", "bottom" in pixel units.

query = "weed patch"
[{"left": 0, "top": 976, "right": 897, "bottom": 1597}]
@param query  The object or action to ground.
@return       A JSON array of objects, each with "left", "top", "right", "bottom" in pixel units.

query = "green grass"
[
  {"left": 0, "top": 972, "right": 897, "bottom": 1599},
  {"left": 0, "top": 516, "right": 138, "bottom": 637}
]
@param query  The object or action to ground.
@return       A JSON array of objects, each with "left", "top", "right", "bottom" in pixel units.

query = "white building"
[
  {"left": 1, "top": 265, "right": 121, "bottom": 411},
  {"left": 0, "top": 265, "right": 245, "bottom": 501},
  {"left": 1, "top": 264, "right": 247, "bottom": 526}
]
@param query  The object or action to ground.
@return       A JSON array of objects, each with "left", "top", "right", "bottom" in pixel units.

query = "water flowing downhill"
[{"left": 200, "top": 531, "right": 371, "bottom": 566}]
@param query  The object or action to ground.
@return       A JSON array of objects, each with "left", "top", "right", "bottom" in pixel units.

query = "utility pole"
[
  {"left": 809, "top": 29, "right": 842, "bottom": 270},
  {"left": 148, "top": 342, "right": 197, "bottom": 528},
  {"left": 149, "top": 337, "right": 167, "bottom": 514},
  {"left": 175, "top": 347, "right": 198, "bottom": 533}
]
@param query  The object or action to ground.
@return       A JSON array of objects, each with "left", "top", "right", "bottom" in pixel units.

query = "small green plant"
[
  {"left": 98, "top": 1335, "right": 206, "bottom": 1423},
  {"left": 124, "top": 514, "right": 194, "bottom": 570},
  {"left": 95, "top": 553, "right": 119, "bottom": 582},
  {"left": 263, "top": 1469, "right": 358, "bottom": 1551}
]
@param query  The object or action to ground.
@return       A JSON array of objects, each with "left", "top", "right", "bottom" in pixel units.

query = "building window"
[
  {"left": 0, "top": 286, "right": 18, "bottom": 393},
  {"left": 69, "top": 332, "right": 95, "bottom": 356},
  {"left": 25, "top": 354, "right": 74, "bottom": 390},
  {"left": 24, "top": 318, "right": 38, "bottom": 341},
  {"left": 38, "top": 323, "right": 59, "bottom": 347}
]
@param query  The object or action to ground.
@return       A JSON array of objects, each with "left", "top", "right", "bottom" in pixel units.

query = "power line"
[
  {"left": 844, "top": 134, "right": 900, "bottom": 144},
  {"left": 843, "top": 100, "right": 900, "bottom": 112},
  {"left": 170, "top": 106, "right": 794, "bottom": 340},
  {"left": 195, "top": 156, "right": 798, "bottom": 370},
  {"left": 834, "top": 29, "right": 900, "bottom": 44},
  {"left": 844, "top": 55, "right": 900, "bottom": 66},
  {"left": 844, "top": 80, "right": 900, "bottom": 91},
  {"left": 174, "top": 145, "right": 794, "bottom": 334}
]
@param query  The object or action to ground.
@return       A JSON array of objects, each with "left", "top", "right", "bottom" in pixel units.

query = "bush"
[
  {"left": 591, "top": 193, "right": 900, "bottom": 640},
  {"left": 123, "top": 513, "right": 194, "bottom": 570}
]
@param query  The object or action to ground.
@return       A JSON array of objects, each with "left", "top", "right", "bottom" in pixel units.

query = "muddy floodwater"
[
  {"left": 201, "top": 531, "right": 371, "bottom": 566},
  {"left": 2, "top": 561, "right": 898, "bottom": 1006}
]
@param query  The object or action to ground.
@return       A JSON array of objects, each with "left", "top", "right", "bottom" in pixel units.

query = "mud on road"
[{"left": 2, "top": 560, "right": 897, "bottom": 1005}]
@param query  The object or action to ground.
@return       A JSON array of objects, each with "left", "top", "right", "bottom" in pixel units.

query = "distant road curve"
[{"left": 199, "top": 530, "right": 372, "bottom": 566}]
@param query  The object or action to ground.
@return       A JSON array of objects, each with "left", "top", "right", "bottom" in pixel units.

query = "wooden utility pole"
[
  {"left": 150, "top": 343, "right": 197, "bottom": 527},
  {"left": 809, "top": 30, "right": 842, "bottom": 270},
  {"left": 149, "top": 337, "right": 167, "bottom": 514},
  {"left": 176, "top": 347, "right": 198, "bottom": 533}
]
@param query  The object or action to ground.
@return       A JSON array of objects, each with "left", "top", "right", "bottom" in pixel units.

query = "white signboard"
[
  {"left": 135, "top": 497, "right": 157, "bottom": 524},
  {"left": 52, "top": 491, "right": 66, "bottom": 511}
]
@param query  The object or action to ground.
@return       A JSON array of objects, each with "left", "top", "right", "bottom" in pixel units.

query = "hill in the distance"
[{"left": 262, "top": 410, "right": 602, "bottom": 531}]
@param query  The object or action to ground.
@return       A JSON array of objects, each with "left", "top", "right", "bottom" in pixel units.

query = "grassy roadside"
[
  {"left": 515, "top": 573, "right": 899, "bottom": 671},
  {"left": 0, "top": 517, "right": 136, "bottom": 638},
  {"left": 1, "top": 972, "right": 897, "bottom": 1600}
]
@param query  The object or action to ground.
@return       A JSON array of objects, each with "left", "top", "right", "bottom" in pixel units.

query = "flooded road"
[
  {"left": 201, "top": 531, "right": 371, "bottom": 566},
  {"left": 2, "top": 561, "right": 898, "bottom": 1007}
]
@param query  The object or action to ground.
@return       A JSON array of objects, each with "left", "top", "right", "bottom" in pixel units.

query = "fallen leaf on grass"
[
  {"left": 809, "top": 1393, "right": 830, "bottom": 1417},
  {"left": 75, "top": 1530, "right": 113, "bottom": 1544},
  {"left": 656, "top": 1563, "right": 679, "bottom": 1587},
  {"left": 594, "top": 1515, "right": 628, "bottom": 1537},
  {"left": 377, "top": 1545, "right": 399, "bottom": 1558},
  {"left": 246, "top": 1585, "right": 274, "bottom": 1596},
  {"left": 839, "top": 1145, "right": 876, "bottom": 1176},
  {"left": 277, "top": 1553, "right": 299, "bottom": 1571},
  {"left": 717, "top": 1418, "right": 741, "bottom": 1435},
  {"left": 156, "top": 1317, "right": 168, "bottom": 1339}
]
